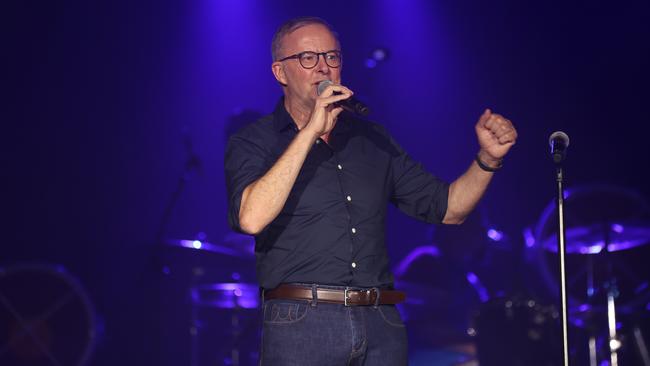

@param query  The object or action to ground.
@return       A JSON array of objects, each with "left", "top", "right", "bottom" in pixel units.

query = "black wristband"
[{"left": 475, "top": 155, "right": 502, "bottom": 172}]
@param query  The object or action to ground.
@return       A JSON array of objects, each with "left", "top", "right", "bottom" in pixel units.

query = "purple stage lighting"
[
  {"left": 371, "top": 48, "right": 388, "bottom": 61},
  {"left": 466, "top": 272, "right": 489, "bottom": 302},
  {"left": 365, "top": 58, "right": 377, "bottom": 69},
  {"left": 581, "top": 242, "right": 604, "bottom": 254},
  {"left": 466, "top": 272, "right": 479, "bottom": 285},
  {"left": 364, "top": 47, "right": 389, "bottom": 68},
  {"left": 487, "top": 228, "right": 504, "bottom": 241},
  {"left": 523, "top": 227, "right": 536, "bottom": 248},
  {"left": 573, "top": 318, "right": 585, "bottom": 328}
]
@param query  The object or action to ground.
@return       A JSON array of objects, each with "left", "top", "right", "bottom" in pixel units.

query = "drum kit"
[
  {"left": 389, "top": 184, "right": 650, "bottom": 366},
  {"left": 160, "top": 232, "right": 259, "bottom": 366},
  {"left": 162, "top": 184, "right": 650, "bottom": 366},
  {"left": 528, "top": 184, "right": 650, "bottom": 366}
]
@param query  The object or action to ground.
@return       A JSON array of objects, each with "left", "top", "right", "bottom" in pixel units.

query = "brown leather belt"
[{"left": 264, "top": 284, "right": 406, "bottom": 306}]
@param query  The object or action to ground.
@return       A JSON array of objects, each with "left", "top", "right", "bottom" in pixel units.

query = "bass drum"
[
  {"left": 0, "top": 264, "right": 97, "bottom": 366},
  {"left": 471, "top": 296, "right": 561, "bottom": 366}
]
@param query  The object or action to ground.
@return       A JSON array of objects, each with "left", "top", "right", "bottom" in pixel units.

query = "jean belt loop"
[
  {"left": 372, "top": 287, "right": 380, "bottom": 309},
  {"left": 311, "top": 284, "right": 318, "bottom": 307},
  {"left": 260, "top": 288, "right": 265, "bottom": 307}
]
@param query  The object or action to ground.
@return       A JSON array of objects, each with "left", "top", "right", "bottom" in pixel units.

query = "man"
[{"left": 225, "top": 16, "right": 517, "bottom": 365}]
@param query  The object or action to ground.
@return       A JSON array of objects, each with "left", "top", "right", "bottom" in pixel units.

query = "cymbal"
[
  {"left": 165, "top": 238, "right": 253, "bottom": 258},
  {"left": 534, "top": 185, "right": 650, "bottom": 255},
  {"left": 540, "top": 220, "right": 650, "bottom": 254},
  {"left": 191, "top": 282, "right": 259, "bottom": 309}
]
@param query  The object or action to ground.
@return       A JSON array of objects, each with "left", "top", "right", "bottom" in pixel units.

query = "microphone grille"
[
  {"left": 549, "top": 131, "right": 570, "bottom": 147},
  {"left": 317, "top": 80, "right": 333, "bottom": 96}
]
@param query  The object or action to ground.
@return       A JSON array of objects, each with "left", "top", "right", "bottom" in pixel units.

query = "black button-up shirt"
[{"left": 225, "top": 99, "right": 449, "bottom": 290}]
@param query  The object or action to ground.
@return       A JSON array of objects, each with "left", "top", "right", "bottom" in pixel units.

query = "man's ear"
[{"left": 272, "top": 62, "right": 288, "bottom": 86}]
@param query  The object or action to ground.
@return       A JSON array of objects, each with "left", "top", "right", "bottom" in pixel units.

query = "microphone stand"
[
  {"left": 154, "top": 134, "right": 202, "bottom": 244},
  {"left": 555, "top": 162, "right": 570, "bottom": 366}
]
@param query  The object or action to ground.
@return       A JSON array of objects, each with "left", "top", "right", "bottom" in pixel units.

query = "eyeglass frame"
[{"left": 277, "top": 49, "right": 342, "bottom": 69}]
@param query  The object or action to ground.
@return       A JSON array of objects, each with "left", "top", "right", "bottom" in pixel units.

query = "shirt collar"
[{"left": 272, "top": 97, "right": 297, "bottom": 132}]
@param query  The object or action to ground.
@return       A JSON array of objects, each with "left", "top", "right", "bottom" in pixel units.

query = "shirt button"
[
  {"left": 351, "top": 262, "right": 357, "bottom": 268},
  {"left": 337, "top": 164, "right": 342, "bottom": 170},
  {"left": 346, "top": 195, "right": 352, "bottom": 201},
  {"left": 351, "top": 228, "right": 357, "bottom": 234}
]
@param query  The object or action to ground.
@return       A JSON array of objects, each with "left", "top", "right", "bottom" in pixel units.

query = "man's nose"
[{"left": 314, "top": 54, "right": 330, "bottom": 73}]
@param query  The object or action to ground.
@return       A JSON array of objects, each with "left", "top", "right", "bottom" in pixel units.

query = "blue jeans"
[{"left": 259, "top": 290, "right": 408, "bottom": 365}]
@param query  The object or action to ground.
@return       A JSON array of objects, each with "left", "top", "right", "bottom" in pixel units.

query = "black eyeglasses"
[{"left": 278, "top": 50, "right": 342, "bottom": 69}]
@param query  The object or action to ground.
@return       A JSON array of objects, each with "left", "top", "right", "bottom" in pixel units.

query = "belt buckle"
[{"left": 344, "top": 287, "right": 351, "bottom": 307}]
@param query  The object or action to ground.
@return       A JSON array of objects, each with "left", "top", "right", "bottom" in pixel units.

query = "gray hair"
[{"left": 271, "top": 16, "right": 340, "bottom": 61}]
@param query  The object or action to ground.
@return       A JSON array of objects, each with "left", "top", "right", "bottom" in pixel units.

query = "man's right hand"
[
  {"left": 303, "top": 83, "right": 353, "bottom": 137},
  {"left": 238, "top": 84, "right": 354, "bottom": 235}
]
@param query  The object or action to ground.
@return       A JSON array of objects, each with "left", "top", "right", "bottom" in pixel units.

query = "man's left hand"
[{"left": 475, "top": 109, "right": 518, "bottom": 164}]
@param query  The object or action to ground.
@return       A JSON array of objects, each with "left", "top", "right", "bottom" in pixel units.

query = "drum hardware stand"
[
  {"left": 190, "top": 267, "right": 202, "bottom": 366},
  {"left": 189, "top": 280, "right": 247, "bottom": 366},
  {"left": 584, "top": 239, "right": 650, "bottom": 366},
  {"left": 584, "top": 244, "right": 620, "bottom": 366},
  {"left": 230, "top": 297, "right": 243, "bottom": 366},
  {"left": 605, "top": 277, "right": 620, "bottom": 366},
  {"left": 603, "top": 225, "right": 621, "bottom": 366},
  {"left": 586, "top": 255, "right": 597, "bottom": 366},
  {"left": 633, "top": 326, "right": 650, "bottom": 366}
]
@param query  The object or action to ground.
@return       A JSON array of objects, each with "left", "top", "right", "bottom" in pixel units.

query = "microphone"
[
  {"left": 549, "top": 131, "right": 570, "bottom": 163},
  {"left": 317, "top": 80, "right": 370, "bottom": 116}
]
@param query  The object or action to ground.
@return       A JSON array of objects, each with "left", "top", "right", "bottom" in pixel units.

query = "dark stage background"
[{"left": 4, "top": 1, "right": 650, "bottom": 365}]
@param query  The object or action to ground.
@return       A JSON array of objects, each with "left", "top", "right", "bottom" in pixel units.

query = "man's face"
[{"left": 272, "top": 24, "right": 342, "bottom": 108}]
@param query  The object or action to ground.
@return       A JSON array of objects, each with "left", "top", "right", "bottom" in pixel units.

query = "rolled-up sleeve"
[
  {"left": 224, "top": 131, "right": 270, "bottom": 233},
  {"left": 384, "top": 127, "right": 449, "bottom": 224}
]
